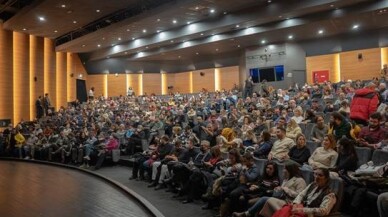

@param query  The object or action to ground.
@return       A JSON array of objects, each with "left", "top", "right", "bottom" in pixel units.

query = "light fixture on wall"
[
  {"left": 115, "top": 73, "right": 119, "bottom": 77},
  {"left": 78, "top": 74, "right": 83, "bottom": 79}
]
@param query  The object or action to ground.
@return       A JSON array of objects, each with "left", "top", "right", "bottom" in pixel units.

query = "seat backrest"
[
  {"left": 298, "top": 123, "right": 307, "bottom": 134},
  {"left": 329, "top": 177, "right": 344, "bottom": 213},
  {"left": 306, "top": 141, "right": 319, "bottom": 155},
  {"left": 355, "top": 147, "right": 373, "bottom": 167},
  {"left": 253, "top": 157, "right": 268, "bottom": 177},
  {"left": 300, "top": 167, "right": 314, "bottom": 185},
  {"left": 371, "top": 149, "right": 388, "bottom": 165},
  {"left": 275, "top": 161, "right": 285, "bottom": 183},
  {"left": 324, "top": 112, "right": 332, "bottom": 124},
  {"left": 304, "top": 123, "right": 315, "bottom": 140}
]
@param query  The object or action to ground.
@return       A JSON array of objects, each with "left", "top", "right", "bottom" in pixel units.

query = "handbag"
[
  {"left": 272, "top": 204, "right": 306, "bottom": 217},
  {"left": 272, "top": 188, "right": 286, "bottom": 200}
]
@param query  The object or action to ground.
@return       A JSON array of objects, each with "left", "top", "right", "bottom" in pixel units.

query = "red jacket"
[{"left": 350, "top": 88, "right": 379, "bottom": 122}]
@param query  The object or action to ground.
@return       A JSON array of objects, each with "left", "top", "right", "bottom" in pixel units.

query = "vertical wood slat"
[
  {"left": 143, "top": 73, "right": 161, "bottom": 95},
  {"left": 0, "top": 23, "right": 13, "bottom": 123},
  {"left": 108, "top": 74, "right": 126, "bottom": 97},
  {"left": 30, "top": 35, "right": 44, "bottom": 120},
  {"left": 192, "top": 69, "right": 215, "bottom": 93},
  {"left": 44, "top": 38, "right": 56, "bottom": 109},
  {"left": 13, "top": 32, "right": 30, "bottom": 123},
  {"left": 56, "top": 52, "right": 67, "bottom": 109},
  {"left": 219, "top": 66, "right": 240, "bottom": 90},
  {"left": 340, "top": 48, "right": 381, "bottom": 81}
]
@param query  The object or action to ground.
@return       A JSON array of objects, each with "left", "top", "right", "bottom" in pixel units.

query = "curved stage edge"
[{"left": 0, "top": 157, "right": 165, "bottom": 217}]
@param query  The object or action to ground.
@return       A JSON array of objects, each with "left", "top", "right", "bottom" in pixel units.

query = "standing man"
[
  {"left": 350, "top": 82, "right": 379, "bottom": 125},
  {"left": 43, "top": 93, "right": 51, "bottom": 116},
  {"left": 35, "top": 96, "right": 44, "bottom": 119},
  {"left": 244, "top": 76, "right": 254, "bottom": 98},
  {"left": 89, "top": 87, "right": 95, "bottom": 101}
]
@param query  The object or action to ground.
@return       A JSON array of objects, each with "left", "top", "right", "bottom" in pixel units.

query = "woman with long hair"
[
  {"left": 288, "top": 133, "right": 311, "bottom": 165},
  {"left": 307, "top": 134, "right": 338, "bottom": 170}
]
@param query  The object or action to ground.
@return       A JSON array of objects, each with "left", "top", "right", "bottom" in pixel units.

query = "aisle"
[{"left": 95, "top": 166, "right": 217, "bottom": 217}]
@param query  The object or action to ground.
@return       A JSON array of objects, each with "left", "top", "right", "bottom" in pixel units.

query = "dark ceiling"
[{"left": 1, "top": 0, "right": 388, "bottom": 73}]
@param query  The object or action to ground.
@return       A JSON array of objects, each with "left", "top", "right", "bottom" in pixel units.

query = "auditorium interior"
[{"left": 0, "top": 0, "right": 388, "bottom": 217}]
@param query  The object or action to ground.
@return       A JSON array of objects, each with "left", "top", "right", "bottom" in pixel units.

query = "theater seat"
[
  {"left": 371, "top": 149, "right": 388, "bottom": 165},
  {"left": 306, "top": 141, "right": 319, "bottom": 154},
  {"left": 329, "top": 177, "right": 344, "bottom": 215},
  {"left": 253, "top": 157, "right": 268, "bottom": 177},
  {"left": 355, "top": 147, "right": 373, "bottom": 167}
]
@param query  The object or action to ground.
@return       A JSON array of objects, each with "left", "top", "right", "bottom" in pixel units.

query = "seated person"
[
  {"left": 289, "top": 168, "right": 337, "bottom": 216},
  {"left": 233, "top": 162, "right": 306, "bottom": 217},
  {"left": 288, "top": 133, "right": 311, "bottom": 165},
  {"left": 291, "top": 107, "right": 304, "bottom": 124},
  {"left": 310, "top": 115, "right": 328, "bottom": 144},
  {"left": 286, "top": 119, "right": 302, "bottom": 140},
  {"left": 357, "top": 112, "right": 385, "bottom": 149},
  {"left": 306, "top": 135, "right": 338, "bottom": 170},
  {"left": 268, "top": 127, "right": 295, "bottom": 162},
  {"left": 253, "top": 131, "right": 273, "bottom": 159},
  {"left": 330, "top": 137, "right": 358, "bottom": 175}
]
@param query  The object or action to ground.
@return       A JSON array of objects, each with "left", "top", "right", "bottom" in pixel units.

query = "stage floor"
[{"left": 0, "top": 161, "right": 152, "bottom": 217}]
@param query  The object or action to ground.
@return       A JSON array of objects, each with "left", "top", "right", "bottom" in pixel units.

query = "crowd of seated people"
[{"left": 0, "top": 78, "right": 388, "bottom": 217}]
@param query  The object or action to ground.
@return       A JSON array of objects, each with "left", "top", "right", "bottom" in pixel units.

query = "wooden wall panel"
[
  {"left": 340, "top": 48, "right": 381, "bottom": 81},
  {"left": 87, "top": 75, "right": 106, "bottom": 98},
  {"left": 13, "top": 32, "right": 30, "bottom": 123},
  {"left": 30, "top": 35, "right": 44, "bottom": 119},
  {"left": 219, "top": 66, "right": 239, "bottom": 90},
  {"left": 143, "top": 73, "right": 161, "bottom": 95},
  {"left": 44, "top": 38, "right": 56, "bottom": 109},
  {"left": 382, "top": 47, "right": 388, "bottom": 66},
  {"left": 165, "top": 73, "right": 175, "bottom": 94},
  {"left": 174, "top": 72, "right": 191, "bottom": 94},
  {"left": 56, "top": 52, "right": 67, "bottom": 109},
  {"left": 193, "top": 69, "right": 215, "bottom": 93},
  {"left": 67, "top": 53, "right": 78, "bottom": 102},
  {"left": 0, "top": 23, "right": 13, "bottom": 123},
  {"left": 127, "top": 74, "right": 141, "bottom": 96},
  {"left": 108, "top": 74, "right": 126, "bottom": 97},
  {"left": 306, "top": 54, "right": 340, "bottom": 84}
]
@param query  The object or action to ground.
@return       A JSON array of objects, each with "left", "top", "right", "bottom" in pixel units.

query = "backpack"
[{"left": 350, "top": 122, "right": 362, "bottom": 140}]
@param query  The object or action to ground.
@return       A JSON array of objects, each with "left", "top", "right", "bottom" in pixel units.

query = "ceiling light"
[
  {"left": 146, "top": 46, "right": 149, "bottom": 49},
  {"left": 126, "top": 29, "right": 130, "bottom": 32},
  {"left": 97, "top": 44, "right": 101, "bottom": 47},
  {"left": 111, "top": 44, "right": 115, "bottom": 47},
  {"left": 261, "top": 40, "right": 266, "bottom": 44},
  {"left": 96, "top": 9, "right": 100, "bottom": 13},
  {"left": 61, "top": 4, "right": 66, "bottom": 8},
  {"left": 236, "top": 25, "right": 240, "bottom": 28},
  {"left": 318, "top": 29, "right": 324, "bottom": 34},
  {"left": 38, "top": 16, "right": 45, "bottom": 21},
  {"left": 178, "top": 56, "right": 181, "bottom": 58},
  {"left": 125, "top": 52, "right": 128, "bottom": 54},
  {"left": 237, "top": 45, "right": 241, "bottom": 47},
  {"left": 170, "top": 40, "right": 174, "bottom": 43},
  {"left": 157, "top": 30, "right": 161, "bottom": 33},
  {"left": 118, "top": 37, "right": 121, "bottom": 40},
  {"left": 278, "top": 15, "right": 283, "bottom": 18},
  {"left": 54, "top": 30, "right": 58, "bottom": 33},
  {"left": 22, "top": 28, "right": 27, "bottom": 31},
  {"left": 267, "top": 0, "right": 272, "bottom": 3},
  {"left": 187, "top": 21, "right": 191, "bottom": 25},
  {"left": 82, "top": 44, "right": 86, "bottom": 47},
  {"left": 352, "top": 24, "right": 359, "bottom": 30},
  {"left": 200, "top": 33, "right": 204, "bottom": 36},
  {"left": 172, "top": 20, "right": 177, "bottom": 24},
  {"left": 216, "top": 48, "right": 219, "bottom": 51},
  {"left": 73, "top": 20, "right": 77, "bottom": 24},
  {"left": 223, "top": 11, "right": 227, "bottom": 15},
  {"left": 132, "top": 37, "right": 135, "bottom": 40},
  {"left": 196, "top": 52, "right": 199, "bottom": 55},
  {"left": 102, "top": 37, "right": 105, "bottom": 40},
  {"left": 330, "top": 4, "right": 334, "bottom": 7},
  {"left": 195, "top": 6, "right": 199, "bottom": 10},
  {"left": 288, "top": 35, "right": 293, "bottom": 39},
  {"left": 142, "top": 29, "right": 147, "bottom": 33},
  {"left": 210, "top": 9, "right": 215, "bottom": 13},
  {"left": 157, "top": 18, "right": 161, "bottom": 22}
]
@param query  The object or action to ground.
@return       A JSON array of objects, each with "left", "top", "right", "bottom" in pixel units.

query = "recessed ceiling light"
[
  {"left": 143, "top": 29, "right": 147, "bottom": 33},
  {"left": 126, "top": 29, "right": 130, "bottom": 32},
  {"left": 125, "top": 52, "right": 128, "bottom": 54},
  {"left": 195, "top": 6, "right": 199, "bottom": 10},
  {"left": 196, "top": 52, "right": 199, "bottom": 55},
  {"left": 237, "top": 45, "right": 241, "bottom": 47},
  {"left": 352, "top": 24, "right": 359, "bottom": 29},
  {"left": 73, "top": 20, "right": 77, "bottom": 24},
  {"left": 157, "top": 18, "right": 161, "bottom": 22},
  {"left": 178, "top": 56, "right": 181, "bottom": 58},
  {"left": 22, "top": 28, "right": 27, "bottom": 31},
  {"left": 216, "top": 48, "right": 219, "bottom": 51},
  {"left": 97, "top": 44, "right": 101, "bottom": 47},
  {"left": 170, "top": 40, "right": 174, "bottom": 43},
  {"left": 223, "top": 11, "right": 227, "bottom": 15},
  {"left": 118, "top": 37, "right": 121, "bottom": 40},
  {"left": 267, "top": 0, "right": 272, "bottom": 3},
  {"left": 157, "top": 30, "right": 161, "bottom": 33},
  {"left": 288, "top": 35, "right": 293, "bottom": 39},
  {"left": 146, "top": 46, "right": 149, "bottom": 49},
  {"left": 261, "top": 40, "right": 266, "bottom": 44},
  {"left": 318, "top": 29, "right": 324, "bottom": 34},
  {"left": 102, "top": 37, "right": 105, "bottom": 40},
  {"left": 236, "top": 25, "right": 240, "bottom": 28},
  {"left": 61, "top": 4, "right": 66, "bottom": 8},
  {"left": 38, "top": 16, "right": 45, "bottom": 21},
  {"left": 82, "top": 44, "right": 86, "bottom": 47},
  {"left": 187, "top": 21, "right": 191, "bottom": 25},
  {"left": 279, "top": 15, "right": 283, "bottom": 18},
  {"left": 200, "top": 33, "right": 204, "bottom": 36},
  {"left": 210, "top": 9, "right": 215, "bottom": 13},
  {"left": 54, "top": 30, "right": 58, "bottom": 33},
  {"left": 330, "top": 4, "right": 334, "bottom": 7},
  {"left": 173, "top": 20, "right": 177, "bottom": 24},
  {"left": 132, "top": 37, "right": 135, "bottom": 40},
  {"left": 96, "top": 9, "right": 100, "bottom": 13}
]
